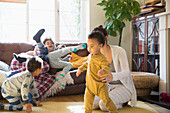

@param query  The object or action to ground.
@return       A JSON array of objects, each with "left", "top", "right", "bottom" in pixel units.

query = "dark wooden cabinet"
[{"left": 131, "top": 9, "right": 165, "bottom": 75}]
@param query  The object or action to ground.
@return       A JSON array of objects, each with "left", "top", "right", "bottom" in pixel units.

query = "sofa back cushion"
[
  {"left": 0, "top": 43, "right": 34, "bottom": 66},
  {"left": 0, "top": 42, "right": 88, "bottom": 66}
]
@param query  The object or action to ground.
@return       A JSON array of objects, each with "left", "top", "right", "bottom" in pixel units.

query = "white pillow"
[
  {"left": 0, "top": 70, "right": 6, "bottom": 86},
  {"left": 0, "top": 61, "right": 10, "bottom": 72}
]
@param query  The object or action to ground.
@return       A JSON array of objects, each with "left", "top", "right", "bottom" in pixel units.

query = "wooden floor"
[
  {"left": 0, "top": 94, "right": 169, "bottom": 113},
  {"left": 43, "top": 94, "right": 170, "bottom": 113}
]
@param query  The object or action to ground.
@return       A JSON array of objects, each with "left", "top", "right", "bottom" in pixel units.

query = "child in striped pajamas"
[{"left": 0, "top": 56, "right": 43, "bottom": 112}]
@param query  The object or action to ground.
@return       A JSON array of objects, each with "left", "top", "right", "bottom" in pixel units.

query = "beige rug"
[{"left": 1, "top": 101, "right": 158, "bottom": 113}]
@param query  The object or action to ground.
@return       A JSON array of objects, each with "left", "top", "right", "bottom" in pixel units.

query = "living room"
[{"left": 0, "top": 0, "right": 170, "bottom": 113}]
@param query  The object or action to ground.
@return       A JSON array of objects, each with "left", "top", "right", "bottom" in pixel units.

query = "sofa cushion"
[{"left": 70, "top": 70, "right": 86, "bottom": 84}]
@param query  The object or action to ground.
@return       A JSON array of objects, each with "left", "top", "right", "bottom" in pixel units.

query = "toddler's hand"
[
  {"left": 36, "top": 101, "right": 43, "bottom": 106},
  {"left": 97, "top": 69, "right": 105, "bottom": 77},
  {"left": 76, "top": 70, "right": 81, "bottom": 77},
  {"left": 33, "top": 46, "right": 40, "bottom": 56},
  {"left": 26, "top": 103, "right": 33, "bottom": 113},
  {"left": 67, "top": 55, "right": 72, "bottom": 60}
]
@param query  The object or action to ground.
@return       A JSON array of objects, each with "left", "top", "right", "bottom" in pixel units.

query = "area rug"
[{"left": 0, "top": 101, "right": 158, "bottom": 113}]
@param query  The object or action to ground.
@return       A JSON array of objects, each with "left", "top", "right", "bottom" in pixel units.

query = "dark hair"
[
  {"left": 92, "top": 25, "right": 108, "bottom": 37},
  {"left": 27, "top": 57, "right": 42, "bottom": 72},
  {"left": 88, "top": 31, "right": 105, "bottom": 47},
  {"left": 43, "top": 38, "right": 54, "bottom": 45}
]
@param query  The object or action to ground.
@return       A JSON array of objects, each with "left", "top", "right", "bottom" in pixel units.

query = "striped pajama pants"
[
  {"left": 93, "top": 84, "right": 131, "bottom": 111},
  {"left": 1, "top": 88, "right": 23, "bottom": 111}
]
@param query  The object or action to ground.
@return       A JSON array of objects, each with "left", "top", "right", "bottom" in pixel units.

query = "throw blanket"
[{"left": 39, "top": 71, "right": 74, "bottom": 98}]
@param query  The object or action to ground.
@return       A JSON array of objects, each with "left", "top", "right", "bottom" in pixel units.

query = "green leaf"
[
  {"left": 126, "top": 12, "right": 132, "bottom": 21},
  {"left": 117, "top": 13, "right": 121, "bottom": 19},
  {"left": 108, "top": 28, "right": 117, "bottom": 37},
  {"left": 132, "top": 1, "right": 141, "bottom": 15},
  {"left": 97, "top": 0, "right": 141, "bottom": 45},
  {"left": 97, "top": 0, "right": 107, "bottom": 6}
]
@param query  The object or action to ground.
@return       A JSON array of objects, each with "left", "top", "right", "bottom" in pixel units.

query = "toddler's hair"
[
  {"left": 43, "top": 37, "right": 56, "bottom": 50},
  {"left": 88, "top": 31, "right": 105, "bottom": 47},
  {"left": 92, "top": 25, "right": 108, "bottom": 37},
  {"left": 27, "top": 56, "right": 43, "bottom": 72},
  {"left": 43, "top": 38, "right": 54, "bottom": 45}
]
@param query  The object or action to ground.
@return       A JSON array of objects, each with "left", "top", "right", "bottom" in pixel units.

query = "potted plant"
[{"left": 97, "top": 0, "right": 141, "bottom": 46}]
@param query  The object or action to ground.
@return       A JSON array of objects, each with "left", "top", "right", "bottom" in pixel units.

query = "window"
[
  {"left": 0, "top": 0, "right": 89, "bottom": 43},
  {"left": 57, "top": 0, "right": 89, "bottom": 42},
  {"left": 0, "top": 2, "right": 26, "bottom": 42},
  {"left": 28, "top": 0, "right": 55, "bottom": 43}
]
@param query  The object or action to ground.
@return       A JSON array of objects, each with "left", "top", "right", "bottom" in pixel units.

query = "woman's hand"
[{"left": 99, "top": 72, "right": 113, "bottom": 84}]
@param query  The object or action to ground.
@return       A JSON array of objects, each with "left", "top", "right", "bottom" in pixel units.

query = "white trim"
[
  {"left": 157, "top": 12, "right": 170, "bottom": 94},
  {"left": 55, "top": 0, "right": 59, "bottom": 42}
]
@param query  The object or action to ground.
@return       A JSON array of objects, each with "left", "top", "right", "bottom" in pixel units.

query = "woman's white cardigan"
[{"left": 109, "top": 45, "right": 137, "bottom": 107}]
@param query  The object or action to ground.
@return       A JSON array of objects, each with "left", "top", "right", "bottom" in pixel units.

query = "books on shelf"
[
  {"left": 139, "top": 40, "right": 144, "bottom": 53},
  {"left": 150, "top": 36, "right": 159, "bottom": 53},
  {"left": 145, "top": 0, "right": 161, "bottom": 6},
  {"left": 139, "top": 5, "right": 165, "bottom": 15},
  {"left": 138, "top": 57, "right": 158, "bottom": 73},
  {"left": 139, "top": 57, "right": 144, "bottom": 72}
]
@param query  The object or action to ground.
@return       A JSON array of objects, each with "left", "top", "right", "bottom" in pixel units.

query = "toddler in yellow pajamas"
[{"left": 76, "top": 31, "right": 117, "bottom": 113}]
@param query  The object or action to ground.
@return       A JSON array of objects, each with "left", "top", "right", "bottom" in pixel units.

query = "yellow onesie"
[{"left": 78, "top": 54, "right": 117, "bottom": 113}]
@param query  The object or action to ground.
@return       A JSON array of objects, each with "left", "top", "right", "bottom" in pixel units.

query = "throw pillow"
[
  {"left": 69, "top": 52, "right": 88, "bottom": 69},
  {"left": 0, "top": 61, "right": 10, "bottom": 72}
]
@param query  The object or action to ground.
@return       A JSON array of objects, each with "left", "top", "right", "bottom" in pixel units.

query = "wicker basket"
[{"left": 131, "top": 72, "right": 159, "bottom": 96}]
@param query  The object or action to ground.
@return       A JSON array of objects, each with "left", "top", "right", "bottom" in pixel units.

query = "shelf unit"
[{"left": 131, "top": 9, "right": 165, "bottom": 75}]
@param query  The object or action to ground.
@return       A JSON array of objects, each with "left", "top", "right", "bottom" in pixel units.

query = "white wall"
[{"left": 89, "top": 0, "right": 105, "bottom": 32}]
